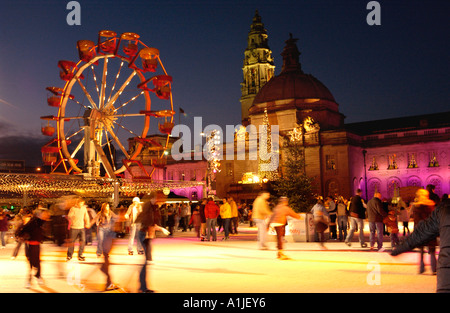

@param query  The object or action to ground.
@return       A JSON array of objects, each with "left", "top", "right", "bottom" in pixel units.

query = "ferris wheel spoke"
[
  {"left": 76, "top": 77, "right": 99, "bottom": 110},
  {"left": 103, "top": 132, "right": 117, "bottom": 171},
  {"left": 104, "top": 70, "right": 137, "bottom": 110},
  {"left": 64, "top": 127, "right": 85, "bottom": 141},
  {"left": 91, "top": 66, "right": 100, "bottom": 101},
  {"left": 107, "top": 61, "right": 125, "bottom": 103},
  {"left": 105, "top": 124, "right": 131, "bottom": 159},
  {"left": 111, "top": 120, "right": 142, "bottom": 138},
  {"left": 70, "top": 137, "right": 85, "bottom": 159},
  {"left": 114, "top": 90, "right": 145, "bottom": 112},
  {"left": 99, "top": 58, "right": 108, "bottom": 109},
  {"left": 69, "top": 97, "right": 90, "bottom": 110},
  {"left": 92, "top": 138, "right": 116, "bottom": 178}
]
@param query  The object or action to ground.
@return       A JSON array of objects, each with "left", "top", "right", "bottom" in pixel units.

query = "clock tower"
[{"left": 240, "top": 10, "right": 275, "bottom": 125}]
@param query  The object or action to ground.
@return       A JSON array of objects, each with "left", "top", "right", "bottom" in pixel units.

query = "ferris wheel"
[{"left": 41, "top": 30, "right": 175, "bottom": 178}]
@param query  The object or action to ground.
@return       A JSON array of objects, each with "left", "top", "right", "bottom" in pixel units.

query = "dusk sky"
[{"left": 0, "top": 0, "right": 449, "bottom": 166}]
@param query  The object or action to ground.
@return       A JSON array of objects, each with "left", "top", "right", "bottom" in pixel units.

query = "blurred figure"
[
  {"left": 199, "top": 199, "right": 207, "bottom": 241},
  {"left": 336, "top": 197, "right": 348, "bottom": 241},
  {"left": 220, "top": 198, "right": 232, "bottom": 241},
  {"left": 269, "top": 197, "right": 301, "bottom": 259},
  {"left": 398, "top": 198, "right": 410, "bottom": 236},
  {"left": 367, "top": 192, "right": 388, "bottom": 251},
  {"left": 326, "top": 196, "right": 337, "bottom": 240},
  {"left": 310, "top": 197, "right": 330, "bottom": 249},
  {"left": 12, "top": 209, "right": 33, "bottom": 259},
  {"left": 85, "top": 205, "right": 97, "bottom": 246},
  {"left": 189, "top": 206, "right": 202, "bottom": 238},
  {"left": 67, "top": 198, "right": 90, "bottom": 261},
  {"left": 412, "top": 189, "right": 437, "bottom": 274},
  {"left": 180, "top": 202, "right": 189, "bottom": 232},
  {"left": 228, "top": 196, "right": 239, "bottom": 235},
  {"left": 135, "top": 192, "right": 169, "bottom": 293},
  {"left": 392, "top": 198, "right": 450, "bottom": 292},
  {"left": 426, "top": 184, "right": 440, "bottom": 206},
  {"left": 166, "top": 204, "right": 176, "bottom": 236},
  {"left": 345, "top": 189, "right": 367, "bottom": 248},
  {"left": 384, "top": 209, "right": 399, "bottom": 248},
  {"left": 204, "top": 197, "right": 220, "bottom": 241},
  {"left": 0, "top": 209, "right": 10, "bottom": 249},
  {"left": 90, "top": 203, "right": 117, "bottom": 257},
  {"left": 252, "top": 191, "right": 272, "bottom": 250},
  {"left": 17, "top": 205, "right": 51, "bottom": 288},
  {"left": 160, "top": 204, "right": 168, "bottom": 229},
  {"left": 90, "top": 203, "right": 119, "bottom": 291},
  {"left": 125, "top": 197, "right": 143, "bottom": 255}
]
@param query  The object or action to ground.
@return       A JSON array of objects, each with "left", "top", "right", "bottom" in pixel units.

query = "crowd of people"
[{"left": 0, "top": 183, "right": 449, "bottom": 292}]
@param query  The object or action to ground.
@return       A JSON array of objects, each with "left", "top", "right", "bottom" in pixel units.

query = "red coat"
[{"left": 204, "top": 201, "right": 220, "bottom": 219}]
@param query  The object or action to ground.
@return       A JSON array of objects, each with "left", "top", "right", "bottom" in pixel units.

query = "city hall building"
[{"left": 132, "top": 11, "right": 450, "bottom": 204}]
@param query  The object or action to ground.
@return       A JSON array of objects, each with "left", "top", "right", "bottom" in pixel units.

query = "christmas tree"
[{"left": 273, "top": 132, "right": 316, "bottom": 212}]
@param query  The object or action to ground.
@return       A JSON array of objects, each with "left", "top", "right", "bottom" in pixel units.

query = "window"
[
  {"left": 407, "top": 153, "right": 418, "bottom": 168},
  {"left": 387, "top": 154, "right": 398, "bottom": 170},
  {"left": 369, "top": 156, "right": 379, "bottom": 171},
  {"left": 226, "top": 163, "right": 233, "bottom": 176},
  {"left": 326, "top": 155, "right": 336, "bottom": 170},
  {"left": 428, "top": 151, "right": 439, "bottom": 167}
]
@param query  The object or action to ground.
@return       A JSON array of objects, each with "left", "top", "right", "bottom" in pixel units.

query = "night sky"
[{"left": 0, "top": 0, "right": 449, "bottom": 166}]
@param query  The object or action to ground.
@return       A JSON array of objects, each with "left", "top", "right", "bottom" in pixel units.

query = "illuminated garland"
[
  {"left": 0, "top": 173, "right": 203, "bottom": 199},
  {"left": 206, "top": 130, "right": 221, "bottom": 174},
  {"left": 258, "top": 108, "right": 278, "bottom": 181}
]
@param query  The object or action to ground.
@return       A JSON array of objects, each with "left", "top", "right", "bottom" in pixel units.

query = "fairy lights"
[{"left": 0, "top": 173, "right": 203, "bottom": 200}]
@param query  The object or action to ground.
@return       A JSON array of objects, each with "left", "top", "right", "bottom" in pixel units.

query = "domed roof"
[
  {"left": 253, "top": 71, "right": 336, "bottom": 104},
  {"left": 252, "top": 34, "right": 336, "bottom": 105}
]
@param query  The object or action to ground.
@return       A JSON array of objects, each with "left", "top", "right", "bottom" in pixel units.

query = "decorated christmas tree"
[{"left": 273, "top": 128, "right": 316, "bottom": 212}]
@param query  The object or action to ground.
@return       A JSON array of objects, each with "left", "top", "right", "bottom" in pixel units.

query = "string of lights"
[{"left": 0, "top": 173, "right": 203, "bottom": 200}]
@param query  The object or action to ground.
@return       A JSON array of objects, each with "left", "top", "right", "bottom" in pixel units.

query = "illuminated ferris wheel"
[{"left": 41, "top": 30, "right": 175, "bottom": 178}]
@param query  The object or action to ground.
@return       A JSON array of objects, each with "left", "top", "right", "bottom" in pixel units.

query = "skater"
[
  {"left": 252, "top": 191, "right": 271, "bottom": 250},
  {"left": 17, "top": 205, "right": 51, "bottom": 288},
  {"left": 66, "top": 198, "right": 90, "bottom": 261},
  {"left": 411, "top": 189, "right": 437, "bottom": 274},
  {"left": 198, "top": 199, "right": 207, "bottom": 240},
  {"left": 135, "top": 192, "right": 169, "bottom": 293},
  {"left": 391, "top": 197, "right": 450, "bottom": 292},
  {"left": 125, "top": 197, "right": 143, "bottom": 255},
  {"left": 219, "top": 198, "right": 232, "bottom": 241},
  {"left": 398, "top": 198, "right": 410, "bottom": 236},
  {"left": 310, "top": 197, "right": 330, "bottom": 249},
  {"left": 367, "top": 192, "right": 388, "bottom": 251},
  {"left": 268, "top": 197, "right": 300, "bottom": 259},
  {"left": 204, "top": 197, "right": 220, "bottom": 241},
  {"left": 345, "top": 189, "right": 367, "bottom": 248},
  {"left": 90, "top": 203, "right": 117, "bottom": 257}
]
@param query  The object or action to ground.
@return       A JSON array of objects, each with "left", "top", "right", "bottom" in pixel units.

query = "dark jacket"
[
  {"left": 136, "top": 201, "right": 160, "bottom": 231},
  {"left": 18, "top": 217, "right": 46, "bottom": 242},
  {"left": 349, "top": 195, "right": 366, "bottom": 219},
  {"left": 392, "top": 199, "right": 450, "bottom": 293},
  {"left": 366, "top": 197, "right": 387, "bottom": 223},
  {"left": 413, "top": 203, "right": 437, "bottom": 247}
]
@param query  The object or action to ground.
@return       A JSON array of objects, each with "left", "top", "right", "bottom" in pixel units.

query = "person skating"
[{"left": 268, "top": 197, "right": 300, "bottom": 259}]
